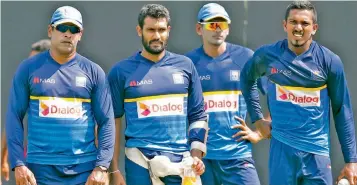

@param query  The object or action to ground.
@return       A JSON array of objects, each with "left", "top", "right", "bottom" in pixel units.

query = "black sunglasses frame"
[{"left": 53, "top": 24, "right": 81, "bottom": 34}]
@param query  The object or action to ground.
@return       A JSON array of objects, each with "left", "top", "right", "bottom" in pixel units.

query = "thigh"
[
  {"left": 269, "top": 137, "right": 298, "bottom": 185},
  {"left": 125, "top": 156, "right": 152, "bottom": 185},
  {"left": 200, "top": 159, "right": 220, "bottom": 185},
  {"left": 217, "top": 158, "right": 260, "bottom": 185},
  {"left": 301, "top": 154, "right": 332, "bottom": 185}
]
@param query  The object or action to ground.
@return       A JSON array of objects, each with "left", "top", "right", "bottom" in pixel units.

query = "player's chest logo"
[
  {"left": 230, "top": 70, "right": 240, "bottom": 81},
  {"left": 129, "top": 79, "right": 153, "bottom": 87},
  {"left": 172, "top": 73, "right": 184, "bottom": 84},
  {"left": 33, "top": 77, "right": 56, "bottom": 84},
  {"left": 75, "top": 76, "right": 86, "bottom": 87}
]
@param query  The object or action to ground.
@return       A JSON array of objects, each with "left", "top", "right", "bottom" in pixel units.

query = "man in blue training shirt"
[
  {"left": 240, "top": 1, "right": 357, "bottom": 185},
  {"left": 2, "top": 39, "right": 51, "bottom": 184},
  {"left": 186, "top": 3, "right": 267, "bottom": 185},
  {"left": 108, "top": 4, "right": 207, "bottom": 185},
  {"left": 6, "top": 6, "right": 115, "bottom": 185}
]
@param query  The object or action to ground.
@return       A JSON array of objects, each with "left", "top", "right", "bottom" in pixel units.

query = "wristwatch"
[{"left": 96, "top": 165, "right": 108, "bottom": 172}]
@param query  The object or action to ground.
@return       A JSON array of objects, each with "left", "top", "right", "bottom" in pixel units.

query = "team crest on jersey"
[
  {"left": 172, "top": 73, "right": 184, "bottom": 84},
  {"left": 230, "top": 70, "right": 240, "bottom": 81},
  {"left": 76, "top": 76, "right": 86, "bottom": 87}
]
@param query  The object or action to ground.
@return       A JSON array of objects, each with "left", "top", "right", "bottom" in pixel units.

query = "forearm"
[
  {"left": 1, "top": 132, "right": 7, "bottom": 164},
  {"left": 335, "top": 117, "right": 357, "bottom": 163},
  {"left": 6, "top": 113, "right": 25, "bottom": 169},
  {"left": 190, "top": 149, "right": 203, "bottom": 159},
  {"left": 110, "top": 118, "right": 122, "bottom": 171},
  {"left": 96, "top": 117, "right": 115, "bottom": 168},
  {"left": 2, "top": 146, "right": 8, "bottom": 166},
  {"left": 188, "top": 120, "right": 208, "bottom": 156}
]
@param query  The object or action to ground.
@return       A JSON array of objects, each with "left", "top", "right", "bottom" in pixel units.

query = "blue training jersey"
[
  {"left": 186, "top": 43, "right": 264, "bottom": 160},
  {"left": 108, "top": 51, "right": 207, "bottom": 154},
  {"left": 240, "top": 39, "right": 357, "bottom": 162},
  {"left": 6, "top": 51, "right": 115, "bottom": 169}
]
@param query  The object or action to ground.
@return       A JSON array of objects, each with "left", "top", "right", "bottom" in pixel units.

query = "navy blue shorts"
[
  {"left": 269, "top": 137, "right": 332, "bottom": 185},
  {"left": 201, "top": 158, "right": 260, "bottom": 185},
  {"left": 27, "top": 161, "right": 95, "bottom": 185}
]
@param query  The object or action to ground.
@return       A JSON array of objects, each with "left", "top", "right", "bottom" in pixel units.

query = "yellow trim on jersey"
[
  {"left": 280, "top": 84, "right": 327, "bottom": 91},
  {"left": 30, "top": 96, "right": 91, "bottom": 102},
  {"left": 124, "top": 93, "right": 188, "bottom": 103},
  {"left": 272, "top": 81, "right": 327, "bottom": 91},
  {"left": 203, "top": 90, "right": 241, "bottom": 96}
]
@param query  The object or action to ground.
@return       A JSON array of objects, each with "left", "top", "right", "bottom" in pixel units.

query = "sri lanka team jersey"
[
  {"left": 108, "top": 51, "right": 207, "bottom": 154},
  {"left": 6, "top": 51, "right": 115, "bottom": 169},
  {"left": 186, "top": 43, "right": 264, "bottom": 160},
  {"left": 241, "top": 39, "right": 357, "bottom": 162}
]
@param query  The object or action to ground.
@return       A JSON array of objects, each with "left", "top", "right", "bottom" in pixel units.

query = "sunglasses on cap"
[
  {"left": 200, "top": 22, "right": 229, "bottom": 31},
  {"left": 53, "top": 24, "right": 81, "bottom": 34}
]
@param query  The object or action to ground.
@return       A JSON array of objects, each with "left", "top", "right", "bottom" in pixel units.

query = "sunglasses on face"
[
  {"left": 200, "top": 22, "right": 229, "bottom": 31},
  {"left": 53, "top": 24, "right": 81, "bottom": 34}
]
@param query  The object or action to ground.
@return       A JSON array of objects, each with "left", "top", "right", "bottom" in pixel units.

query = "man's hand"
[
  {"left": 337, "top": 163, "right": 357, "bottom": 185},
  {"left": 254, "top": 118, "right": 272, "bottom": 139},
  {"left": 1, "top": 161, "right": 10, "bottom": 181},
  {"left": 85, "top": 167, "right": 109, "bottom": 185},
  {"left": 110, "top": 170, "right": 126, "bottom": 185},
  {"left": 231, "top": 116, "right": 264, "bottom": 144},
  {"left": 192, "top": 157, "right": 205, "bottom": 176},
  {"left": 14, "top": 165, "right": 36, "bottom": 185},
  {"left": 190, "top": 149, "right": 205, "bottom": 175}
]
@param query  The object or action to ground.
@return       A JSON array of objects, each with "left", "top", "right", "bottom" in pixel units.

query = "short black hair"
[
  {"left": 138, "top": 4, "right": 171, "bottom": 28},
  {"left": 31, "top": 39, "right": 51, "bottom": 52},
  {"left": 285, "top": 0, "right": 317, "bottom": 23}
]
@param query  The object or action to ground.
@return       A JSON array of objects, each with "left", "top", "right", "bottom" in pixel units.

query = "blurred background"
[{"left": 1, "top": 1, "right": 357, "bottom": 185}]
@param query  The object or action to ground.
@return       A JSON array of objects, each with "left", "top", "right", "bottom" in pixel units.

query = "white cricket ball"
[{"left": 338, "top": 179, "right": 350, "bottom": 185}]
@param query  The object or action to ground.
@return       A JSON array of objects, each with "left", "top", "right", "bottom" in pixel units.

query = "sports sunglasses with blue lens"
[{"left": 53, "top": 24, "right": 81, "bottom": 34}]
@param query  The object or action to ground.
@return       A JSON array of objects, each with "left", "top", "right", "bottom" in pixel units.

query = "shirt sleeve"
[
  {"left": 186, "top": 61, "right": 208, "bottom": 154},
  {"left": 240, "top": 48, "right": 267, "bottom": 123},
  {"left": 92, "top": 66, "right": 115, "bottom": 168},
  {"left": 6, "top": 61, "right": 29, "bottom": 170},
  {"left": 327, "top": 54, "right": 357, "bottom": 163},
  {"left": 257, "top": 76, "right": 269, "bottom": 95},
  {"left": 107, "top": 65, "right": 125, "bottom": 118}
]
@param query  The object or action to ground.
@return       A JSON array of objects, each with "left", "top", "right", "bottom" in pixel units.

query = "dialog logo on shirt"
[
  {"left": 203, "top": 91, "right": 240, "bottom": 112},
  {"left": 138, "top": 103, "right": 151, "bottom": 116},
  {"left": 137, "top": 96, "right": 185, "bottom": 118},
  {"left": 276, "top": 85, "right": 321, "bottom": 107},
  {"left": 39, "top": 98, "right": 83, "bottom": 118}
]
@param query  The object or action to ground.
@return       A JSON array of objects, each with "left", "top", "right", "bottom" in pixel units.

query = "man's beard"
[
  {"left": 142, "top": 37, "right": 166, "bottom": 55},
  {"left": 291, "top": 33, "right": 312, "bottom": 47}
]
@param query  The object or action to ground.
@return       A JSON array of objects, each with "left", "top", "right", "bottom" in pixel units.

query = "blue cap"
[
  {"left": 50, "top": 6, "right": 83, "bottom": 29},
  {"left": 197, "top": 3, "right": 231, "bottom": 23}
]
